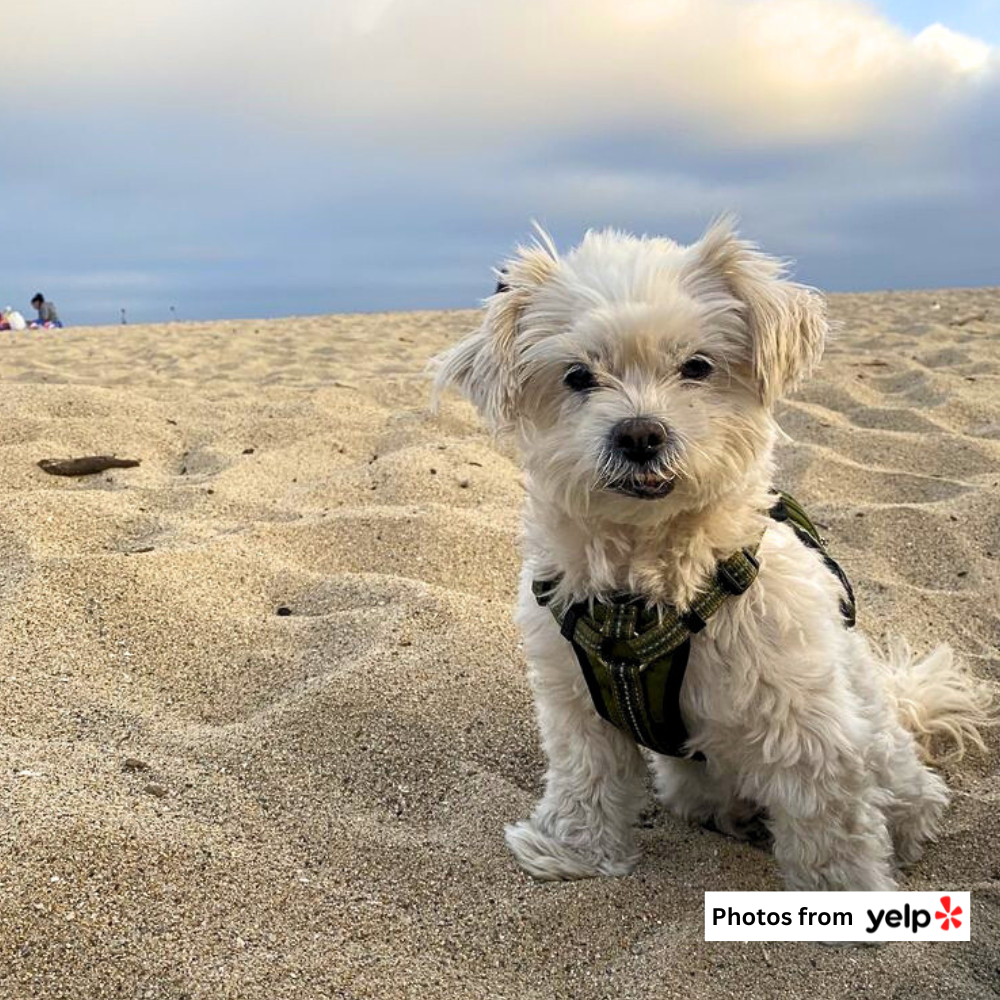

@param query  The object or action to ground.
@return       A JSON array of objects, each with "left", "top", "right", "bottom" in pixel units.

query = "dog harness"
[{"left": 532, "top": 492, "right": 856, "bottom": 759}]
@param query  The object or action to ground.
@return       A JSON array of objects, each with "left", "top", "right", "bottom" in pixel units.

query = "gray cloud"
[{"left": 1, "top": 1, "right": 996, "bottom": 324}]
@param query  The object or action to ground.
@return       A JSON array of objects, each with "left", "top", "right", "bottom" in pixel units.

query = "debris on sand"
[{"left": 38, "top": 456, "right": 141, "bottom": 477}]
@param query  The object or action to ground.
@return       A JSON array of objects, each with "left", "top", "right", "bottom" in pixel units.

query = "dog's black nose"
[{"left": 612, "top": 418, "right": 667, "bottom": 464}]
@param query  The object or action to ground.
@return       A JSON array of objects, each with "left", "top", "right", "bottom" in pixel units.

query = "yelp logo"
[
  {"left": 935, "top": 896, "right": 963, "bottom": 931},
  {"left": 865, "top": 895, "right": 966, "bottom": 935}
]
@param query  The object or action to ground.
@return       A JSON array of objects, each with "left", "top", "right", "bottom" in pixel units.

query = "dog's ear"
[
  {"left": 432, "top": 235, "right": 558, "bottom": 430},
  {"left": 684, "top": 218, "right": 827, "bottom": 405}
]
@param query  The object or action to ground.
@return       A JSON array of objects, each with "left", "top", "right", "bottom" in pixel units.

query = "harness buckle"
[
  {"left": 532, "top": 580, "right": 556, "bottom": 607},
  {"left": 716, "top": 548, "right": 760, "bottom": 595}
]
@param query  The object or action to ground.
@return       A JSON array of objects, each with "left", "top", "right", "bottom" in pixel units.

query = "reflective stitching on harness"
[
  {"left": 534, "top": 491, "right": 855, "bottom": 758},
  {"left": 615, "top": 663, "right": 645, "bottom": 744}
]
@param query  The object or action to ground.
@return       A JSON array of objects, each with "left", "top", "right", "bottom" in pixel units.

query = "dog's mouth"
[{"left": 608, "top": 471, "right": 676, "bottom": 500}]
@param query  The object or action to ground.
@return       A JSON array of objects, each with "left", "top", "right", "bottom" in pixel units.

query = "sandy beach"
[{"left": 1, "top": 291, "right": 998, "bottom": 999}]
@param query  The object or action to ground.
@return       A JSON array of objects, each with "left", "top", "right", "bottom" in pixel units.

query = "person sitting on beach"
[{"left": 30, "top": 293, "right": 63, "bottom": 328}]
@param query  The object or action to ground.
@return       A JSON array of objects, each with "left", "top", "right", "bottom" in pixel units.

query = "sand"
[{"left": 0, "top": 291, "right": 998, "bottom": 1000}]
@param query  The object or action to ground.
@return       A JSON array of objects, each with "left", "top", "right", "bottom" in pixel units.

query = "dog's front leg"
[{"left": 505, "top": 597, "right": 645, "bottom": 880}]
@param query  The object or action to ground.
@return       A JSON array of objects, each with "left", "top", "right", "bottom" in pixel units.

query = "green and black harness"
[{"left": 532, "top": 493, "right": 856, "bottom": 759}]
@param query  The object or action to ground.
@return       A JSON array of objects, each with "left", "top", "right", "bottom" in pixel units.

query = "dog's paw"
[
  {"left": 503, "top": 819, "right": 638, "bottom": 881},
  {"left": 891, "top": 779, "right": 949, "bottom": 869}
]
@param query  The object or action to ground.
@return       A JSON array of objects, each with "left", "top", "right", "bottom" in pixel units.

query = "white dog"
[{"left": 434, "top": 220, "right": 991, "bottom": 891}]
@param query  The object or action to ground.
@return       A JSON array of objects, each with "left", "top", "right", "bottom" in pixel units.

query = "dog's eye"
[
  {"left": 679, "top": 355, "right": 714, "bottom": 380},
  {"left": 564, "top": 364, "right": 599, "bottom": 393}
]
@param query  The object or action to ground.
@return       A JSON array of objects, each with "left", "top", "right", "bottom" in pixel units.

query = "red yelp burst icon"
[{"left": 935, "top": 896, "right": 963, "bottom": 931}]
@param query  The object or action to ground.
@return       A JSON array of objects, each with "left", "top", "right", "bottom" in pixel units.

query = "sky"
[{"left": 1, "top": 0, "right": 997, "bottom": 325}]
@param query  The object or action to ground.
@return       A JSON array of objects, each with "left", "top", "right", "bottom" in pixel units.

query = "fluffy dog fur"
[{"left": 433, "top": 220, "right": 992, "bottom": 891}]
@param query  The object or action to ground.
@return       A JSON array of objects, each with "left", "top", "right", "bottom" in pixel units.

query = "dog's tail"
[{"left": 881, "top": 637, "right": 994, "bottom": 764}]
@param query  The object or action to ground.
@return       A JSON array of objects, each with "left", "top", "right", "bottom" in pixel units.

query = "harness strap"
[
  {"left": 533, "top": 543, "right": 761, "bottom": 757},
  {"left": 768, "top": 492, "right": 856, "bottom": 627},
  {"left": 532, "top": 491, "right": 855, "bottom": 758},
  {"left": 532, "top": 543, "right": 760, "bottom": 663}
]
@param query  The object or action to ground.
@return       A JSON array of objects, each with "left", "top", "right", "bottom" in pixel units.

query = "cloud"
[
  {"left": 3, "top": 0, "right": 995, "bottom": 148},
  {"left": 0, "top": 1, "right": 997, "bottom": 323},
  {"left": 914, "top": 22, "right": 992, "bottom": 71}
]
